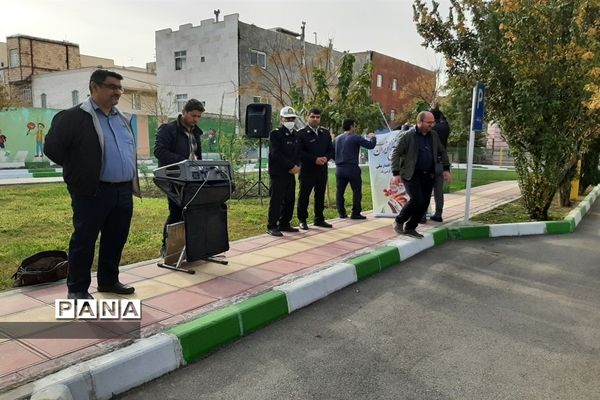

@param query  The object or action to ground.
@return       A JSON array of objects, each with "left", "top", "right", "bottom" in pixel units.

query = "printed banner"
[{"left": 368, "top": 130, "right": 410, "bottom": 217}]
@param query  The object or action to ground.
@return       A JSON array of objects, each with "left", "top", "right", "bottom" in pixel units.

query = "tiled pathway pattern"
[{"left": 0, "top": 181, "right": 520, "bottom": 393}]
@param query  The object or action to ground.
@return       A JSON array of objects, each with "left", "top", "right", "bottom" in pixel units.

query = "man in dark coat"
[
  {"left": 154, "top": 99, "right": 205, "bottom": 253},
  {"left": 391, "top": 111, "right": 452, "bottom": 238},
  {"left": 267, "top": 106, "right": 301, "bottom": 237},
  {"left": 44, "top": 69, "right": 139, "bottom": 299},
  {"left": 296, "top": 108, "right": 334, "bottom": 230},
  {"left": 428, "top": 102, "right": 451, "bottom": 222}
]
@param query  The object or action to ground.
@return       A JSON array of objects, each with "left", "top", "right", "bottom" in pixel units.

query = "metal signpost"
[{"left": 464, "top": 83, "right": 485, "bottom": 223}]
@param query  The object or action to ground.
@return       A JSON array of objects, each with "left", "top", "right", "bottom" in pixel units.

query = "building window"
[
  {"left": 392, "top": 78, "right": 397, "bottom": 91},
  {"left": 9, "top": 49, "right": 19, "bottom": 67},
  {"left": 250, "top": 50, "right": 267, "bottom": 69},
  {"left": 175, "top": 50, "right": 187, "bottom": 70},
  {"left": 376, "top": 74, "right": 383, "bottom": 88},
  {"left": 253, "top": 96, "right": 262, "bottom": 103},
  {"left": 72, "top": 90, "right": 79, "bottom": 106},
  {"left": 175, "top": 93, "right": 188, "bottom": 112},
  {"left": 41, "top": 93, "right": 47, "bottom": 108},
  {"left": 23, "top": 88, "right": 32, "bottom": 102},
  {"left": 132, "top": 93, "right": 141, "bottom": 110},
  {"left": 201, "top": 56, "right": 205, "bottom": 63},
  {"left": 390, "top": 109, "right": 396, "bottom": 120}
]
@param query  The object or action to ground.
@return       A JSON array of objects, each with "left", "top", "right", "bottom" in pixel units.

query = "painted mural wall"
[{"left": 0, "top": 108, "right": 236, "bottom": 168}]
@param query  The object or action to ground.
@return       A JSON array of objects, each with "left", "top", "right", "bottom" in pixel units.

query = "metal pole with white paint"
[{"left": 464, "top": 83, "right": 485, "bottom": 223}]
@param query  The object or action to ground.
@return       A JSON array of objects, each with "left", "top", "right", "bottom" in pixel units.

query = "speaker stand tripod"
[
  {"left": 239, "top": 137, "right": 269, "bottom": 204},
  {"left": 158, "top": 246, "right": 228, "bottom": 274}
]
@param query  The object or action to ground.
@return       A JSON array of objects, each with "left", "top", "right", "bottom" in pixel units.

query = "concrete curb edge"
[{"left": 29, "top": 184, "right": 600, "bottom": 399}]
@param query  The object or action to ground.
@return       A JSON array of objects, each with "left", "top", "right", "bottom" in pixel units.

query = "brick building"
[
  {"left": 353, "top": 51, "right": 436, "bottom": 124},
  {"left": 4, "top": 35, "right": 83, "bottom": 105}
]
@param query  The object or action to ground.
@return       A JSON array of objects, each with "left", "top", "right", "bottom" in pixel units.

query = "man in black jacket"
[
  {"left": 44, "top": 69, "right": 139, "bottom": 300},
  {"left": 427, "top": 102, "right": 451, "bottom": 222},
  {"left": 297, "top": 108, "right": 334, "bottom": 230},
  {"left": 267, "top": 106, "right": 301, "bottom": 237},
  {"left": 154, "top": 99, "right": 205, "bottom": 252},
  {"left": 391, "top": 111, "right": 452, "bottom": 239}
]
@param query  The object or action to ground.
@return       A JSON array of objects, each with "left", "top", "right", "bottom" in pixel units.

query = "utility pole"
[{"left": 300, "top": 21, "right": 306, "bottom": 67}]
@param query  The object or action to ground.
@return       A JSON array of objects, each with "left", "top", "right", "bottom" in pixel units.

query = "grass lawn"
[
  {"left": 0, "top": 167, "right": 522, "bottom": 292},
  {"left": 472, "top": 198, "right": 578, "bottom": 224}
]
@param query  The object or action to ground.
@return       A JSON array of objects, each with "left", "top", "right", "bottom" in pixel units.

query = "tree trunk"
[{"left": 558, "top": 163, "right": 577, "bottom": 207}]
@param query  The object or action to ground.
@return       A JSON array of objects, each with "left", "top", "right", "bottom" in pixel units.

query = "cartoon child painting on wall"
[
  {"left": 26, "top": 121, "right": 46, "bottom": 159},
  {"left": 0, "top": 129, "right": 8, "bottom": 162}
]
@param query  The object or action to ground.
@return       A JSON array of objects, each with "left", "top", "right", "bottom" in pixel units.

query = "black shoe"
[
  {"left": 393, "top": 222, "right": 404, "bottom": 235},
  {"left": 67, "top": 291, "right": 94, "bottom": 300},
  {"left": 314, "top": 220, "right": 333, "bottom": 228},
  {"left": 267, "top": 228, "right": 283, "bottom": 237},
  {"left": 430, "top": 215, "right": 443, "bottom": 222},
  {"left": 403, "top": 229, "right": 424, "bottom": 239},
  {"left": 350, "top": 214, "right": 366, "bottom": 220},
  {"left": 97, "top": 282, "right": 135, "bottom": 295},
  {"left": 420, "top": 216, "right": 427, "bottom": 224},
  {"left": 339, "top": 214, "right": 348, "bottom": 219},
  {"left": 299, "top": 220, "right": 309, "bottom": 230},
  {"left": 279, "top": 225, "right": 300, "bottom": 233}
]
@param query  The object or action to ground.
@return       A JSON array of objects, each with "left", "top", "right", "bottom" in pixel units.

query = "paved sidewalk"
[{"left": 0, "top": 181, "right": 520, "bottom": 397}]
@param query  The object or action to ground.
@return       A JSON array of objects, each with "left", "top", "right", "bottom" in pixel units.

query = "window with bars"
[
  {"left": 392, "top": 78, "right": 397, "bottom": 91},
  {"left": 250, "top": 50, "right": 267, "bottom": 68},
  {"left": 175, "top": 50, "right": 187, "bottom": 70},
  {"left": 132, "top": 93, "right": 141, "bottom": 110},
  {"left": 41, "top": 93, "right": 47, "bottom": 108},
  {"left": 72, "top": 90, "right": 79, "bottom": 106},
  {"left": 9, "top": 49, "right": 19, "bottom": 67},
  {"left": 175, "top": 93, "right": 188, "bottom": 111},
  {"left": 376, "top": 74, "right": 383, "bottom": 88},
  {"left": 23, "top": 88, "right": 32, "bottom": 102}
]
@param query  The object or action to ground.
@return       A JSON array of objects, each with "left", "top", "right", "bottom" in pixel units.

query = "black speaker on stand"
[{"left": 240, "top": 103, "right": 272, "bottom": 203}]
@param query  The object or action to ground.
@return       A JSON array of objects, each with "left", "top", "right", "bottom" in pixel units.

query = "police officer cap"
[{"left": 280, "top": 106, "right": 297, "bottom": 118}]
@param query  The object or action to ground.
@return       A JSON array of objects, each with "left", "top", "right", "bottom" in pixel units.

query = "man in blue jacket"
[
  {"left": 44, "top": 69, "right": 139, "bottom": 300},
  {"left": 334, "top": 119, "right": 376, "bottom": 219},
  {"left": 154, "top": 99, "right": 205, "bottom": 253}
]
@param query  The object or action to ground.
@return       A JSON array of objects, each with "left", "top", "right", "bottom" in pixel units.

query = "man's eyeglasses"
[{"left": 97, "top": 82, "right": 124, "bottom": 92}]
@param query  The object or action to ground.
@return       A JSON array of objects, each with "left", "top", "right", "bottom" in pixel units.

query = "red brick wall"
[{"left": 370, "top": 52, "right": 435, "bottom": 122}]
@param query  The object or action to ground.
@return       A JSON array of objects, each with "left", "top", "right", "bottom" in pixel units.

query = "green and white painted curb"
[{"left": 29, "top": 184, "right": 600, "bottom": 400}]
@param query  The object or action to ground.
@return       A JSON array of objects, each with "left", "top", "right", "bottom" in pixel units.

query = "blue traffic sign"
[{"left": 471, "top": 83, "right": 485, "bottom": 131}]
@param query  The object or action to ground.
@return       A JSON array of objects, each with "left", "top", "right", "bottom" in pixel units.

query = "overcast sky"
[{"left": 2, "top": 0, "right": 451, "bottom": 71}]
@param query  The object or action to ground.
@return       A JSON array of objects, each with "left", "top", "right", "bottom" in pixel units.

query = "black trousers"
[
  {"left": 395, "top": 171, "right": 435, "bottom": 230},
  {"left": 335, "top": 165, "right": 362, "bottom": 217},
  {"left": 67, "top": 182, "right": 133, "bottom": 292},
  {"left": 432, "top": 172, "right": 444, "bottom": 216},
  {"left": 162, "top": 198, "right": 184, "bottom": 246},
  {"left": 268, "top": 174, "right": 296, "bottom": 229},
  {"left": 297, "top": 167, "right": 328, "bottom": 222}
]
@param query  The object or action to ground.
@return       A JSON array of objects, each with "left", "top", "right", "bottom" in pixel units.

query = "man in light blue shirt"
[{"left": 45, "top": 69, "right": 139, "bottom": 300}]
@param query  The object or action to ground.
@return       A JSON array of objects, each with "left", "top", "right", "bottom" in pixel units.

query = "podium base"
[{"left": 158, "top": 245, "right": 196, "bottom": 274}]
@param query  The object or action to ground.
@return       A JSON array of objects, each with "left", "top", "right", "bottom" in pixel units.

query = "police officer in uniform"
[
  {"left": 297, "top": 108, "right": 334, "bottom": 230},
  {"left": 267, "top": 106, "right": 301, "bottom": 237}
]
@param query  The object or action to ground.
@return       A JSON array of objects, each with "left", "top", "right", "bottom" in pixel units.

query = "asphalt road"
[{"left": 119, "top": 202, "right": 600, "bottom": 400}]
